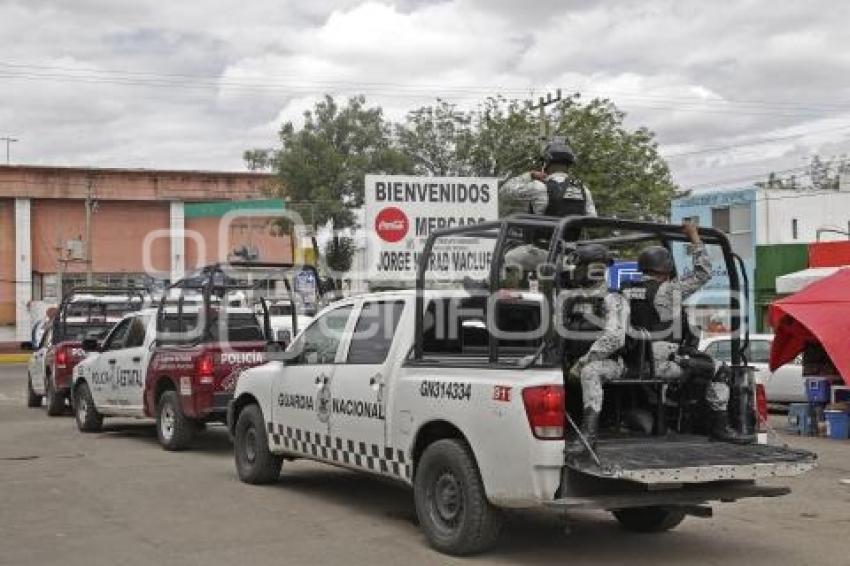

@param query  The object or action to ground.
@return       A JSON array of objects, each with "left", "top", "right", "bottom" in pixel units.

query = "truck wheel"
[
  {"left": 234, "top": 404, "right": 282, "bottom": 484},
  {"left": 156, "top": 390, "right": 195, "bottom": 451},
  {"left": 612, "top": 506, "right": 686, "bottom": 533},
  {"left": 414, "top": 439, "right": 503, "bottom": 556},
  {"left": 45, "top": 376, "right": 65, "bottom": 416},
  {"left": 26, "top": 374, "right": 42, "bottom": 408},
  {"left": 74, "top": 382, "right": 103, "bottom": 433}
]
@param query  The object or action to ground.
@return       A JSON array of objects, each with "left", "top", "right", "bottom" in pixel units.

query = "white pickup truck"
[{"left": 228, "top": 286, "right": 816, "bottom": 555}]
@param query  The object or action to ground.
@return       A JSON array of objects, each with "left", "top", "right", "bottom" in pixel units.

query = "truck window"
[
  {"left": 269, "top": 304, "right": 294, "bottom": 316},
  {"left": 158, "top": 311, "right": 264, "bottom": 344},
  {"left": 709, "top": 340, "right": 731, "bottom": 361},
  {"left": 347, "top": 301, "right": 404, "bottom": 364},
  {"left": 103, "top": 319, "right": 132, "bottom": 351},
  {"left": 124, "top": 316, "right": 148, "bottom": 348},
  {"left": 748, "top": 340, "right": 771, "bottom": 364},
  {"left": 422, "top": 296, "right": 543, "bottom": 359},
  {"left": 208, "top": 312, "right": 265, "bottom": 342},
  {"left": 38, "top": 326, "right": 52, "bottom": 350},
  {"left": 293, "top": 305, "right": 353, "bottom": 364}
]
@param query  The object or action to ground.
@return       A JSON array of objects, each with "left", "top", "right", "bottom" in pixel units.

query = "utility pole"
[
  {"left": 84, "top": 177, "right": 95, "bottom": 285},
  {"left": 528, "top": 89, "right": 562, "bottom": 148},
  {"left": 0, "top": 136, "right": 18, "bottom": 164}
]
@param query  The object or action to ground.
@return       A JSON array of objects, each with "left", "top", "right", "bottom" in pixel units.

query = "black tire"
[
  {"left": 45, "top": 375, "right": 65, "bottom": 416},
  {"left": 156, "top": 390, "right": 196, "bottom": 451},
  {"left": 234, "top": 404, "right": 283, "bottom": 484},
  {"left": 612, "top": 506, "right": 687, "bottom": 533},
  {"left": 73, "top": 382, "right": 103, "bottom": 433},
  {"left": 414, "top": 439, "right": 503, "bottom": 556},
  {"left": 26, "top": 374, "right": 42, "bottom": 408}
]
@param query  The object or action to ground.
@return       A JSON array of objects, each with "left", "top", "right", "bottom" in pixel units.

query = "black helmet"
[
  {"left": 543, "top": 141, "right": 576, "bottom": 168},
  {"left": 574, "top": 243, "right": 612, "bottom": 266},
  {"left": 638, "top": 245, "right": 674, "bottom": 274}
]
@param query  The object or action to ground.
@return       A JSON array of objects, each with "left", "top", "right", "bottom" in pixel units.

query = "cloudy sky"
[{"left": 2, "top": 0, "right": 850, "bottom": 190}]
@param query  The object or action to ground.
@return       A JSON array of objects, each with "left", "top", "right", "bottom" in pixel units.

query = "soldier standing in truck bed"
[{"left": 500, "top": 140, "right": 596, "bottom": 273}]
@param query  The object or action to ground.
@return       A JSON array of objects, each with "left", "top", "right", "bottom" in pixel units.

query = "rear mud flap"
[{"left": 564, "top": 435, "right": 816, "bottom": 485}]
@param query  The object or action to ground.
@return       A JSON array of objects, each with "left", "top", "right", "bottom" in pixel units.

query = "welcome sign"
[{"left": 364, "top": 175, "right": 499, "bottom": 283}]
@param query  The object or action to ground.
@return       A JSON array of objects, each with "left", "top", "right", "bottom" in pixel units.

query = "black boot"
[
  {"left": 710, "top": 410, "right": 751, "bottom": 444},
  {"left": 565, "top": 408, "right": 600, "bottom": 457}
]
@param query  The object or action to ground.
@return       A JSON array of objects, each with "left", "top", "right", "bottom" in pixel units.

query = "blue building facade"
[{"left": 670, "top": 187, "right": 758, "bottom": 328}]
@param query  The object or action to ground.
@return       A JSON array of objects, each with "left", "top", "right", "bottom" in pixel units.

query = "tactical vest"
[
  {"left": 562, "top": 293, "right": 607, "bottom": 362},
  {"left": 620, "top": 279, "right": 697, "bottom": 346},
  {"left": 544, "top": 177, "right": 588, "bottom": 217}
]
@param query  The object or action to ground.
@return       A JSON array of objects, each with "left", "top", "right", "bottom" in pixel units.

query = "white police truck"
[{"left": 228, "top": 215, "right": 815, "bottom": 556}]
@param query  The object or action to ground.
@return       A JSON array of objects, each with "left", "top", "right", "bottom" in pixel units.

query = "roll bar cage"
[
  {"left": 54, "top": 286, "right": 149, "bottom": 342},
  {"left": 413, "top": 214, "right": 746, "bottom": 367},
  {"left": 157, "top": 262, "right": 322, "bottom": 345}
]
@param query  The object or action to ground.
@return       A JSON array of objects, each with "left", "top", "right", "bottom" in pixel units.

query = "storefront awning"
[
  {"left": 768, "top": 268, "right": 850, "bottom": 385},
  {"left": 775, "top": 267, "right": 841, "bottom": 294}
]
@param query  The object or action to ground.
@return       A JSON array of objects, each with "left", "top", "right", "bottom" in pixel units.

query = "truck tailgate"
[{"left": 566, "top": 436, "right": 816, "bottom": 485}]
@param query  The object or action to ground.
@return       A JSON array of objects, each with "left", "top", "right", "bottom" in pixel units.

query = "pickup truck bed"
[{"left": 566, "top": 435, "right": 816, "bottom": 484}]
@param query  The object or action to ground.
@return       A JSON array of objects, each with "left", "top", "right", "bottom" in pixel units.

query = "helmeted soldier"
[
  {"left": 501, "top": 140, "right": 597, "bottom": 273},
  {"left": 629, "top": 222, "right": 748, "bottom": 443},
  {"left": 560, "top": 243, "right": 629, "bottom": 456}
]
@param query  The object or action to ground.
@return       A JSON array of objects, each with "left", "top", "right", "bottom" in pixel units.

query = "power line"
[
  {"left": 664, "top": 124, "right": 850, "bottom": 158},
  {"left": 0, "top": 61, "right": 848, "bottom": 117},
  {"left": 2, "top": 60, "right": 850, "bottom": 112},
  {"left": 682, "top": 162, "right": 827, "bottom": 191}
]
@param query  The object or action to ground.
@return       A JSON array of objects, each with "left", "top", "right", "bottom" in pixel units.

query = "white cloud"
[{"left": 1, "top": 0, "right": 849, "bottom": 191}]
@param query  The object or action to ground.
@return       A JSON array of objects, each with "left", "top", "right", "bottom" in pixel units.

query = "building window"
[
  {"left": 711, "top": 205, "right": 752, "bottom": 260},
  {"left": 792, "top": 218, "right": 798, "bottom": 240},
  {"left": 711, "top": 207, "right": 731, "bottom": 233}
]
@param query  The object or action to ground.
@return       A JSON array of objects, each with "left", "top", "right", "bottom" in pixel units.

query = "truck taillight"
[
  {"left": 522, "top": 385, "right": 565, "bottom": 440},
  {"left": 55, "top": 347, "right": 69, "bottom": 368},
  {"left": 756, "top": 383, "right": 768, "bottom": 433},
  {"left": 196, "top": 352, "right": 215, "bottom": 384}
]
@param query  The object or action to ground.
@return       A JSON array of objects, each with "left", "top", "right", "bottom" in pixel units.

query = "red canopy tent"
[{"left": 768, "top": 268, "right": 850, "bottom": 385}]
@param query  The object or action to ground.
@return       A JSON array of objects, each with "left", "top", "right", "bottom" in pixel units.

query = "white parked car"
[{"left": 700, "top": 334, "right": 805, "bottom": 404}]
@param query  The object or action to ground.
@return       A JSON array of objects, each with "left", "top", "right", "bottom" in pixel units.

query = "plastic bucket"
[{"left": 825, "top": 410, "right": 850, "bottom": 440}]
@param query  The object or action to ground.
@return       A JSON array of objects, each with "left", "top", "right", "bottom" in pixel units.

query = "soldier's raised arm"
[{"left": 678, "top": 221, "right": 712, "bottom": 300}]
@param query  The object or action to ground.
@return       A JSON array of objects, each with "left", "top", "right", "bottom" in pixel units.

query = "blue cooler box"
[
  {"left": 788, "top": 403, "right": 816, "bottom": 435},
  {"left": 805, "top": 378, "right": 832, "bottom": 404},
  {"left": 825, "top": 411, "right": 850, "bottom": 440}
]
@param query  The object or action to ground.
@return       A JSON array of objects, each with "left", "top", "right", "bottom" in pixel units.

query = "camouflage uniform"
[
  {"left": 500, "top": 171, "right": 597, "bottom": 217},
  {"left": 501, "top": 171, "right": 597, "bottom": 272},
  {"left": 567, "top": 284, "right": 630, "bottom": 413},
  {"left": 649, "top": 243, "right": 729, "bottom": 411}
]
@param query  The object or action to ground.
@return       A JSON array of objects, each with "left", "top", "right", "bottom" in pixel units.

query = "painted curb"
[{"left": 0, "top": 354, "right": 30, "bottom": 364}]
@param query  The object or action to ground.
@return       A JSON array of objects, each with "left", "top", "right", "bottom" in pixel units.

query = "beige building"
[{"left": 1, "top": 165, "right": 290, "bottom": 342}]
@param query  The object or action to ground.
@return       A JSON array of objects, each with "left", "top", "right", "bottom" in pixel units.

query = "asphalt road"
[{"left": 1, "top": 363, "right": 849, "bottom": 566}]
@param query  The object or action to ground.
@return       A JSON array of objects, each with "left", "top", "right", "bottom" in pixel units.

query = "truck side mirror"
[{"left": 81, "top": 338, "right": 100, "bottom": 352}]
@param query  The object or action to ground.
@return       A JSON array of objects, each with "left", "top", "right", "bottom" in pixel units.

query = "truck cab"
[
  {"left": 228, "top": 215, "right": 816, "bottom": 556},
  {"left": 24, "top": 287, "right": 147, "bottom": 415}
]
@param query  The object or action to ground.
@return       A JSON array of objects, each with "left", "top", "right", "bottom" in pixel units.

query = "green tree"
[
  {"left": 551, "top": 96, "right": 678, "bottom": 220},
  {"left": 397, "top": 94, "right": 678, "bottom": 220},
  {"left": 250, "top": 95, "right": 412, "bottom": 278},
  {"left": 396, "top": 99, "right": 475, "bottom": 176}
]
